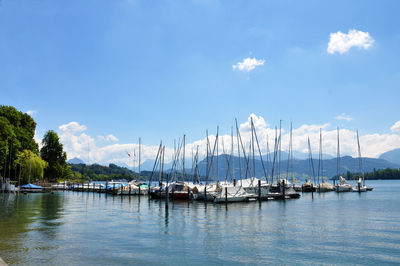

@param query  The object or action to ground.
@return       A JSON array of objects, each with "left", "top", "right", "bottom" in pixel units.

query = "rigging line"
[
  {"left": 148, "top": 141, "right": 162, "bottom": 186},
  {"left": 308, "top": 137, "right": 316, "bottom": 184},
  {"left": 235, "top": 118, "right": 252, "bottom": 187},
  {"left": 286, "top": 122, "right": 292, "bottom": 181},
  {"left": 271, "top": 126, "right": 278, "bottom": 183},
  {"left": 206, "top": 130, "right": 219, "bottom": 185},
  {"left": 221, "top": 137, "right": 231, "bottom": 183},
  {"left": 168, "top": 137, "right": 183, "bottom": 183},
  {"left": 357, "top": 130, "right": 365, "bottom": 186}
]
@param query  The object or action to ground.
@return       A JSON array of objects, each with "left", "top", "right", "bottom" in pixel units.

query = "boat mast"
[
  {"left": 357, "top": 130, "right": 365, "bottom": 187},
  {"left": 236, "top": 125, "right": 242, "bottom": 182},
  {"left": 161, "top": 146, "right": 165, "bottom": 184},
  {"left": 278, "top": 120, "right": 282, "bottom": 180},
  {"left": 308, "top": 137, "right": 316, "bottom": 184},
  {"left": 286, "top": 122, "right": 292, "bottom": 182},
  {"left": 231, "top": 127, "right": 235, "bottom": 182},
  {"left": 251, "top": 118, "right": 268, "bottom": 183},
  {"left": 337, "top": 127, "right": 341, "bottom": 179},
  {"left": 206, "top": 130, "right": 209, "bottom": 185},
  {"left": 182, "top": 134, "right": 185, "bottom": 184},
  {"left": 318, "top": 128, "right": 323, "bottom": 183},
  {"left": 251, "top": 117, "right": 256, "bottom": 179},
  {"left": 216, "top": 126, "right": 219, "bottom": 184},
  {"left": 138, "top": 137, "right": 141, "bottom": 182}
]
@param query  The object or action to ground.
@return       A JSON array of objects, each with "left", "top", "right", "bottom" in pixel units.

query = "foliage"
[
  {"left": 69, "top": 163, "right": 138, "bottom": 181},
  {"left": 15, "top": 150, "right": 48, "bottom": 184},
  {"left": 0, "top": 105, "right": 38, "bottom": 179},
  {"left": 40, "top": 130, "right": 71, "bottom": 181},
  {"left": 332, "top": 168, "right": 400, "bottom": 180}
]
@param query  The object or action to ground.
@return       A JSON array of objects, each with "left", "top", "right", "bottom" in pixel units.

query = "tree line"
[
  {"left": 0, "top": 105, "right": 71, "bottom": 185},
  {"left": 340, "top": 168, "right": 400, "bottom": 180}
]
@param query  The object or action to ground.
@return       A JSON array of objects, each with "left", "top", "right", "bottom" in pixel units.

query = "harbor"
[{"left": 1, "top": 180, "right": 399, "bottom": 265}]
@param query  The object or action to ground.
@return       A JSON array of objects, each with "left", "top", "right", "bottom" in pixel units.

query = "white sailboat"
[
  {"left": 352, "top": 130, "right": 368, "bottom": 192},
  {"left": 317, "top": 129, "right": 335, "bottom": 192},
  {"left": 335, "top": 127, "right": 352, "bottom": 192}
]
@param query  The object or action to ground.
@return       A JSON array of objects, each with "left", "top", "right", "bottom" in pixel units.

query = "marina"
[{"left": 1, "top": 180, "right": 399, "bottom": 265}]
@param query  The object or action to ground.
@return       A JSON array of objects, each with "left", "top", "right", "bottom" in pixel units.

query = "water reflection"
[{"left": 1, "top": 181, "right": 400, "bottom": 265}]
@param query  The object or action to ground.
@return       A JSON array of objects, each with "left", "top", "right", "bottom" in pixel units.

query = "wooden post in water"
[
  {"left": 225, "top": 187, "right": 228, "bottom": 203},
  {"left": 204, "top": 186, "right": 207, "bottom": 201},
  {"left": 311, "top": 183, "right": 314, "bottom": 199},
  {"left": 188, "top": 186, "right": 190, "bottom": 201},
  {"left": 258, "top": 179, "right": 261, "bottom": 201},
  {"left": 358, "top": 181, "right": 361, "bottom": 193},
  {"left": 165, "top": 186, "right": 169, "bottom": 209},
  {"left": 105, "top": 181, "right": 108, "bottom": 196},
  {"left": 129, "top": 184, "right": 131, "bottom": 196},
  {"left": 282, "top": 180, "right": 286, "bottom": 199},
  {"left": 233, "top": 178, "right": 236, "bottom": 187}
]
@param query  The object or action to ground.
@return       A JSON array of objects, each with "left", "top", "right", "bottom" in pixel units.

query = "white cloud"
[
  {"left": 232, "top": 57, "right": 265, "bottom": 72},
  {"left": 57, "top": 116, "right": 400, "bottom": 168},
  {"left": 59, "top": 121, "right": 87, "bottom": 134},
  {"left": 98, "top": 134, "right": 119, "bottom": 142},
  {"left": 26, "top": 110, "right": 36, "bottom": 116},
  {"left": 327, "top": 29, "right": 374, "bottom": 54},
  {"left": 391, "top": 121, "right": 400, "bottom": 133},
  {"left": 335, "top": 113, "right": 353, "bottom": 121}
]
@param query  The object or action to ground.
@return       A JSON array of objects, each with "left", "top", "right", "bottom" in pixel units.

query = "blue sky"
[{"left": 1, "top": 0, "right": 400, "bottom": 165}]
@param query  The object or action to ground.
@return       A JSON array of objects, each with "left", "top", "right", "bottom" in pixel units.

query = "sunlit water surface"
[{"left": 1, "top": 180, "right": 400, "bottom": 265}]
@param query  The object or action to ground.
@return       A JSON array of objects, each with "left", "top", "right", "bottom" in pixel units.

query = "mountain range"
[{"left": 67, "top": 147, "right": 400, "bottom": 180}]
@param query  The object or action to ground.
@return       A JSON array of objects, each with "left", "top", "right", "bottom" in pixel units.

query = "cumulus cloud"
[
  {"left": 232, "top": 57, "right": 265, "bottom": 72},
  {"left": 327, "top": 29, "right": 374, "bottom": 54},
  {"left": 98, "top": 134, "right": 119, "bottom": 142},
  {"left": 391, "top": 121, "right": 400, "bottom": 133},
  {"left": 57, "top": 116, "right": 400, "bottom": 168},
  {"left": 335, "top": 113, "right": 353, "bottom": 121},
  {"left": 59, "top": 121, "right": 87, "bottom": 134}
]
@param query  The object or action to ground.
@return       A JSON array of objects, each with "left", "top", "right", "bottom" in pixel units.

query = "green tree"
[
  {"left": 40, "top": 130, "right": 71, "bottom": 181},
  {"left": 0, "top": 105, "right": 38, "bottom": 180},
  {"left": 16, "top": 150, "right": 48, "bottom": 184},
  {"left": 0, "top": 117, "right": 16, "bottom": 178}
]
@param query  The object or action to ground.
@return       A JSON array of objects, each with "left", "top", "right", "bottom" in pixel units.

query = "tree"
[
  {"left": 0, "top": 105, "right": 38, "bottom": 180},
  {"left": 40, "top": 130, "right": 71, "bottom": 181},
  {"left": 16, "top": 150, "right": 48, "bottom": 184}
]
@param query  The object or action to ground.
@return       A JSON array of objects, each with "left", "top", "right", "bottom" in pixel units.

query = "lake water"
[{"left": 1, "top": 180, "right": 400, "bottom": 265}]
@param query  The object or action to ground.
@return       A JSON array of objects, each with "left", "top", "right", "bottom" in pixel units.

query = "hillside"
[{"left": 379, "top": 148, "right": 400, "bottom": 165}]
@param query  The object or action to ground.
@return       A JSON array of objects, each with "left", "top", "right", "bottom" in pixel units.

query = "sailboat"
[
  {"left": 351, "top": 130, "right": 368, "bottom": 192},
  {"left": 302, "top": 137, "right": 316, "bottom": 192},
  {"left": 118, "top": 138, "right": 148, "bottom": 195},
  {"left": 317, "top": 129, "right": 335, "bottom": 192},
  {"left": 167, "top": 135, "right": 190, "bottom": 200},
  {"left": 335, "top": 127, "right": 352, "bottom": 192}
]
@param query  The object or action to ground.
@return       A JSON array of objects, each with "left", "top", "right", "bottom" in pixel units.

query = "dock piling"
[{"left": 165, "top": 186, "right": 169, "bottom": 208}]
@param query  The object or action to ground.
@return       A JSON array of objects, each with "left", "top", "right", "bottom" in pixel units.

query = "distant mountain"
[
  {"left": 182, "top": 154, "right": 400, "bottom": 181},
  {"left": 67, "top": 157, "right": 85, "bottom": 164},
  {"left": 379, "top": 148, "right": 400, "bottom": 166},
  {"left": 139, "top": 159, "right": 174, "bottom": 171},
  {"left": 261, "top": 150, "right": 333, "bottom": 161}
]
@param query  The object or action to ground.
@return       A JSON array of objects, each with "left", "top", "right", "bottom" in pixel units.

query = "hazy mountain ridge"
[{"left": 379, "top": 148, "right": 400, "bottom": 166}]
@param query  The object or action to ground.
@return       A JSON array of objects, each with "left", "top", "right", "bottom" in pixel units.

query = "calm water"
[{"left": 1, "top": 180, "right": 400, "bottom": 265}]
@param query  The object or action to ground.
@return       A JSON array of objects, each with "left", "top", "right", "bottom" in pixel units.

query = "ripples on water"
[{"left": 1, "top": 180, "right": 400, "bottom": 265}]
